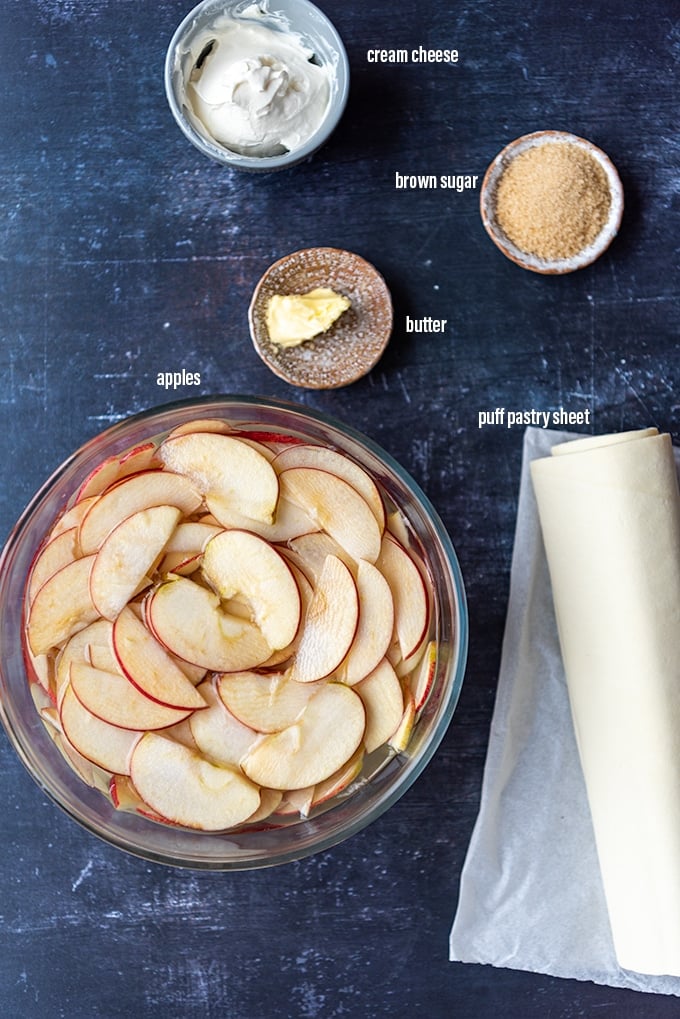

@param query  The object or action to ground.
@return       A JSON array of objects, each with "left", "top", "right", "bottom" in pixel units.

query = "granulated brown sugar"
[{"left": 494, "top": 142, "right": 612, "bottom": 261}]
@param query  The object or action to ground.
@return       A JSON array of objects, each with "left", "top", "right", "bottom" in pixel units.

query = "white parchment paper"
[{"left": 449, "top": 426, "right": 680, "bottom": 995}]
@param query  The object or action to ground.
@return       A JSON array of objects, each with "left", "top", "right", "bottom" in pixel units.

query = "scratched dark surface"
[{"left": 1, "top": 0, "right": 680, "bottom": 1016}]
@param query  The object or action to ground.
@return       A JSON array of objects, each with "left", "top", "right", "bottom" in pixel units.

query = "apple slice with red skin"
[
  {"left": 90, "top": 504, "right": 182, "bottom": 621},
  {"left": 28, "top": 527, "right": 78, "bottom": 602},
  {"left": 287, "top": 531, "right": 354, "bottom": 585},
  {"left": 311, "top": 746, "right": 365, "bottom": 810},
  {"left": 27, "top": 555, "right": 98, "bottom": 656},
  {"left": 60, "top": 684, "right": 142, "bottom": 774},
  {"left": 130, "top": 732, "right": 261, "bottom": 831},
  {"left": 206, "top": 493, "right": 317, "bottom": 543},
  {"left": 273, "top": 444, "right": 386, "bottom": 533},
  {"left": 164, "top": 521, "right": 222, "bottom": 554},
  {"left": 216, "top": 669, "right": 317, "bottom": 733},
  {"left": 70, "top": 661, "right": 192, "bottom": 731},
  {"left": 116, "top": 441, "right": 159, "bottom": 478},
  {"left": 78, "top": 470, "right": 201, "bottom": 555},
  {"left": 189, "top": 678, "right": 260, "bottom": 767},
  {"left": 158, "top": 432, "right": 279, "bottom": 526},
  {"left": 112, "top": 605, "right": 207, "bottom": 710},
  {"left": 356, "top": 659, "right": 404, "bottom": 753},
  {"left": 109, "top": 773, "right": 167, "bottom": 822},
  {"left": 243, "top": 787, "right": 283, "bottom": 825},
  {"left": 55, "top": 618, "right": 114, "bottom": 708},
  {"left": 408, "top": 639, "right": 437, "bottom": 710},
  {"left": 376, "top": 533, "right": 429, "bottom": 660},
  {"left": 202, "top": 529, "right": 301, "bottom": 651},
  {"left": 290, "top": 555, "right": 359, "bottom": 684},
  {"left": 74, "top": 453, "right": 122, "bottom": 503},
  {"left": 145, "top": 576, "right": 272, "bottom": 673},
  {"left": 280, "top": 467, "right": 382, "bottom": 564},
  {"left": 388, "top": 688, "right": 416, "bottom": 753},
  {"left": 340, "top": 559, "right": 395, "bottom": 685},
  {"left": 242, "top": 681, "right": 365, "bottom": 790},
  {"left": 48, "top": 496, "right": 97, "bottom": 541}
]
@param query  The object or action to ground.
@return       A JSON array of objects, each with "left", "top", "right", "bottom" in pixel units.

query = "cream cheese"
[{"left": 185, "top": 11, "right": 331, "bottom": 157}]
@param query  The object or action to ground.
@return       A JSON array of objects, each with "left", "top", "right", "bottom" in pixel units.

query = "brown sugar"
[{"left": 494, "top": 141, "right": 612, "bottom": 261}]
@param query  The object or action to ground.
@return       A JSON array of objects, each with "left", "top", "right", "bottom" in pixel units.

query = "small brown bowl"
[
  {"left": 480, "top": 130, "right": 624, "bottom": 274},
  {"left": 249, "top": 247, "right": 393, "bottom": 389}
]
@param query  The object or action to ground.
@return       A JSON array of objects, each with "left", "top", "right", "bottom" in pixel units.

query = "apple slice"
[
  {"left": 145, "top": 576, "right": 272, "bottom": 673},
  {"left": 189, "top": 678, "right": 260, "bottom": 767},
  {"left": 130, "top": 732, "right": 261, "bottom": 831},
  {"left": 78, "top": 470, "right": 201, "bottom": 555},
  {"left": 216, "top": 670, "right": 316, "bottom": 733},
  {"left": 206, "top": 493, "right": 317, "bottom": 543},
  {"left": 75, "top": 453, "right": 122, "bottom": 503},
  {"left": 27, "top": 555, "right": 98, "bottom": 655},
  {"left": 55, "top": 618, "right": 114, "bottom": 708},
  {"left": 158, "top": 432, "right": 279, "bottom": 525},
  {"left": 243, "top": 787, "right": 283, "bottom": 825},
  {"left": 287, "top": 531, "right": 354, "bottom": 584},
  {"left": 274, "top": 444, "right": 386, "bottom": 532},
  {"left": 356, "top": 659, "right": 404, "bottom": 753},
  {"left": 279, "top": 467, "right": 382, "bottom": 564},
  {"left": 117, "top": 441, "right": 159, "bottom": 478},
  {"left": 70, "top": 661, "right": 192, "bottom": 731},
  {"left": 290, "top": 555, "right": 359, "bottom": 684},
  {"left": 202, "top": 529, "right": 301, "bottom": 651},
  {"left": 166, "top": 418, "right": 234, "bottom": 438},
  {"left": 242, "top": 682, "right": 366, "bottom": 790},
  {"left": 48, "top": 495, "right": 97, "bottom": 540},
  {"left": 408, "top": 639, "right": 437, "bottom": 710},
  {"left": 112, "top": 606, "right": 207, "bottom": 710},
  {"left": 341, "top": 560, "right": 395, "bottom": 685},
  {"left": 60, "top": 684, "right": 142, "bottom": 774},
  {"left": 90, "top": 504, "right": 181, "bottom": 620},
  {"left": 164, "top": 521, "right": 222, "bottom": 554},
  {"left": 28, "top": 527, "right": 78, "bottom": 602},
  {"left": 376, "top": 533, "right": 429, "bottom": 660},
  {"left": 311, "top": 746, "right": 365, "bottom": 810},
  {"left": 388, "top": 689, "right": 416, "bottom": 753}
]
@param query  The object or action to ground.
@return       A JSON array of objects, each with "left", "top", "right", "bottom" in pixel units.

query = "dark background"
[{"left": 1, "top": 1, "right": 679, "bottom": 1015}]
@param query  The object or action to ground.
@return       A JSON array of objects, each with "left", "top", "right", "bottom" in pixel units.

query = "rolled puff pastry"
[{"left": 531, "top": 428, "right": 680, "bottom": 976}]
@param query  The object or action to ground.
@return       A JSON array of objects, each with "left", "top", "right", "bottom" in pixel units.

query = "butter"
[{"left": 266, "top": 289, "right": 351, "bottom": 348}]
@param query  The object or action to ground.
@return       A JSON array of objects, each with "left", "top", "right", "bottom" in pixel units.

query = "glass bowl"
[{"left": 0, "top": 395, "right": 467, "bottom": 869}]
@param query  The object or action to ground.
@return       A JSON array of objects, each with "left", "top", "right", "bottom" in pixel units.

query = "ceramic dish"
[
  {"left": 480, "top": 130, "right": 624, "bottom": 274},
  {"left": 249, "top": 248, "right": 393, "bottom": 388},
  {"left": 0, "top": 396, "right": 467, "bottom": 870},
  {"left": 165, "top": 0, "right": 350, "bottom": 172}
]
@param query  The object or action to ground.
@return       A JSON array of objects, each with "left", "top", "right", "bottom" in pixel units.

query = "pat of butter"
[{"left": 266, "top": 288, "right": 351, "bottom": 348}]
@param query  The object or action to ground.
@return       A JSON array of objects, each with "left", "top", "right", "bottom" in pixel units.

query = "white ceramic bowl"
[{"left": 165, "top": 0, "right": 350, "bottom": 171}]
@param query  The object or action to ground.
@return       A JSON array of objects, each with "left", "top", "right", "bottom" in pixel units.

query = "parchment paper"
[{"left": 449, "top": 426, "right": 680, "bottom": 995}]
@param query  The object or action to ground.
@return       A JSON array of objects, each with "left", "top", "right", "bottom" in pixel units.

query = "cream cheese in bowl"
[{"left": 166, "top": 0, "right": 349, "bottom": 171}]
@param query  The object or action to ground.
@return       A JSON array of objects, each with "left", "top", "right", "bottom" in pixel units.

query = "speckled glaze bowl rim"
[
  {"left": 0, "top": 395, "right": 468, "bottom": 870},
  {"left": 164, "top": 0, "right": 350, "bottom": 172},
  {"left": 480, "top": 130, "right": 624, "bottom": 274},
  {"left": 248, "top": 247, "right": 394, "bottom": 389}
]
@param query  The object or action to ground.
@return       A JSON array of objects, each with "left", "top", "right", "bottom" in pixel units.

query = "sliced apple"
[
  {"left": 206, "top": 493, "right": 317, "bottom": 543},
  {"left": 145, "top": 576, "right": 272, "bottom": 673},
  {"left": 341, "top": 559, "right": 395, "bottom": 685},
  {"left": 117, "top": 441, "right": 159, "bottom": 478},
  {"left": 311, "top": 746, "right": 365, "bottom": 809},
  {"left": 70, "top": 661, "right": 192, "bottom": 731},
  {"left": 78, "top": 470, "right": 201, "bottom": 555},
  {"left": 75, "top": 453, "right": 122, "bottom": 503},
  {"left": 388, "top": 689, "right": 416, "bottom": 753},
  {"left": 287, "top": 531, "right": 354, "bottom": 585},
  {"left": 408, "top": 639, "right": 437, "bottom": 710},
  {"left": 242, "top": 682, "right": 365, "bottom": 790},
  {"left": 49, "top": 495, "right": 97, "bottom": 540},
  {"left": 166, "top": 418, "right": 233, "bottom": 438},
  {"left": 60, "top": 684, "right": 142, "bottom": 774},
  {"left": 279, "top": 467, "right": 382, "bottom": 564},
  {"left": 55, "top": 618, "right": 114, "bottom": 708},
  {"left": 216, "top": 670, "right": 316, "bottom": 733},
  {"left": 189, "top": 678, "right": 260, "bottom": 767},
  {"left": 28, "top": 527, "right": 78, "bottom": 603},
  {"left": 290, "top": 555, "right": 359, "bottom": 684},
  {"left": 27, "top": 555, "right": 98, "bottom": 656},
  {"left": 202, "top": 529, "right": 301, "bottom": 651},
  {"left": 130, "top": 732, "right": 261, "bottom": 831},
  {"left": 89, "top": 504, "right": 181, "bottom": 620},
  {"left": 376, "top": 533, "right": 429, "bottom": 660},
  {"left": 112, "top": 605, "right": 207, "bottom": 710},
  {"left": 243, "top": 787, "right": 283, "bottom": 825},
  {"left": 274, "top": 444, "right": 385, "bottom": 532},
  {"left": 356, "top": 659, "right": 404, "bottom": 753},
  {"left": 158, "top": 432, "right": 279, "bottom": 525},
  {"left": 163, "top": 521, "right": 222, "bottom": 554}
]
